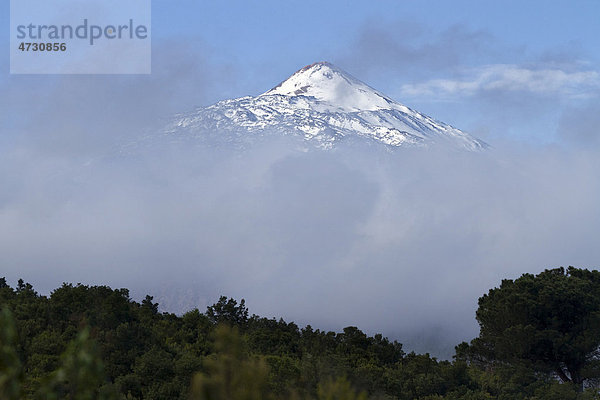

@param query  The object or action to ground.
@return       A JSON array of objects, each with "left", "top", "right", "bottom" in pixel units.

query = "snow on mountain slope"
[
  {"left": 165, "top": 62, "right": 488, "bottom": 150},
  {"left": 265, "top": 62, "right": 397, "bottom": 112}
]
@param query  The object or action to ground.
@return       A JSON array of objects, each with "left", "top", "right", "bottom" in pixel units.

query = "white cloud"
[
  {"left": 3, "top": 136, "right": 600, "bottom": 358},
  {"left": 400, "top": 64, "right": 600, "bottom": 99}
]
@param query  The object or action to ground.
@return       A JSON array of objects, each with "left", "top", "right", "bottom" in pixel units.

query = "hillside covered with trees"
[{"left": 1, "top": 267, "right": 600, "bottom": 399}]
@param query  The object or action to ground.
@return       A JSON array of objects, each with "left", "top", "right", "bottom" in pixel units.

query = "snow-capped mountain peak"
[
  {"left": 263, "top": 61, "right": 397, "bottom": 112},
  {"left": 165, "top": 62, "right": 488, "bottom": 151}
]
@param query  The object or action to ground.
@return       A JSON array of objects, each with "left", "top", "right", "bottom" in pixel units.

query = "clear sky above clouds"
[{"left": 153, "top": 0, "right": 600, "bottom": 63}]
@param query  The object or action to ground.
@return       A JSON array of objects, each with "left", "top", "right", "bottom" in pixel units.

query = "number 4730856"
[{"left": 18, "top": 43, "right": 67, "bottom": 51}]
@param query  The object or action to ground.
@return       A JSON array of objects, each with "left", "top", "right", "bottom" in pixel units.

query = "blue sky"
[
  {"left": 151, "top": 0, "right": 600, "bottom": 56},
  {"left": 154, "top": 0, "right": 600, "bottom": 61}
]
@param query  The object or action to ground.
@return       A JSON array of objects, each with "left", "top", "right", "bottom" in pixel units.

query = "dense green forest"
[{"left": 2, "top": 267, "right": 600, "bottom": 399}]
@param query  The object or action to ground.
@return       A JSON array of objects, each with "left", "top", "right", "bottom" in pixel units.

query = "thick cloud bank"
[{"left": 1, "top": 129, "right": 599, "bottom": 357}]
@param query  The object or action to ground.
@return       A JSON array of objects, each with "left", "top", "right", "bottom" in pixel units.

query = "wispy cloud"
[
  {"left": 401, "top": 64, "right": 600, "bottom": 99},
  {"left": 339, "top": 22, "right": 496, "bottom": 82}
]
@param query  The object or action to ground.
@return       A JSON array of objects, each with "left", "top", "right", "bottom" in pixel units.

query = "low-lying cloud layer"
[{"left": 1, "top": 129, "right": 599, "bottom": 357}]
